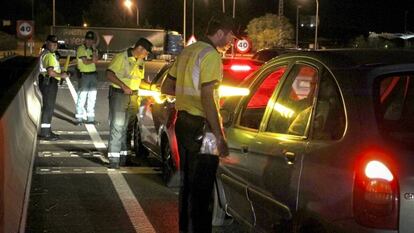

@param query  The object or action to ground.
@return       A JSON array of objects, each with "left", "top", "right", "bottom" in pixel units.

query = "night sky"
[{"left": 1, "top": 0, "right": 413, "bottom": 38}]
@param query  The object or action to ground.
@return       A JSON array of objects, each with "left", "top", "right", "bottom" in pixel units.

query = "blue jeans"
[
  {"left": 75, "top": 72, "right": 98, "bottom": 121},
  {"left": 108, "top": 87, "right": 139, "bottom": 158}
]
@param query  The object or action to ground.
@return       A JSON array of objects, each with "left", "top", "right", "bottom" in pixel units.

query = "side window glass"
[
  {"left": 238, "top": 66, "right": 287, "bottom": 130},
  {"left": 266, "top": 65, "right": 318, "bottom": 136},
  {"left": 312, "top": 72, "right": 345, "bottom": 140}
]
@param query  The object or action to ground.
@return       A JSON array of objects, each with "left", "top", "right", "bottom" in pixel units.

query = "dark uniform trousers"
[
  {"left": 39, "top": 75, "right": 59, "bottom": 136},
  {"left": 175, "top": 111, "right": 219, "bottom": 233}
]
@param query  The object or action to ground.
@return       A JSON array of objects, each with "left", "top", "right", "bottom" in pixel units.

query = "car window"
[
  {"left": 266, "top": 64, "right": 318, "bottom": 136},
  {"left": 312, "top": 71, "right": 346, "bottom": 140},
  {"left": 238, "top": 65, "right": 287, "bottom": 130},
  {"left": 374, "top": 73, "right": 414, "bottom": 145}
]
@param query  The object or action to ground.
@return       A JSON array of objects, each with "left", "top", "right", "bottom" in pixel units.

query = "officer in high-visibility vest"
[
  {"left": 161, "top": 14, "right": 235, "bottom": 233},
  {"left": 75, "top": 31, "right": 99, "bottom": 125},
  {"left": 38, "top": 35, "right": 69, "bottom": 140},
  {"left": 106, "top": 38, "right": 153, "bottom": 168}
]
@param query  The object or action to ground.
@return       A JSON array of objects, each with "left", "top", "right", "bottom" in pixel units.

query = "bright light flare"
[
  {"left": 218, "top": 86, "right": 250, "bottom": 97},
  {"left": 365, "top": 160, "right": 394, "bottom": 182},
  {"left": 230, "top": 65, "right": 252, "bottom": 72},
  {"left": 124, "top": 0, "right": 132, "bottom": 9},
  {"left": 274, "top": 103, "right": 295, "bottom": 118}
]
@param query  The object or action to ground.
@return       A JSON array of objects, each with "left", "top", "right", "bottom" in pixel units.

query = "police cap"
[
  {"left": 46, "top": 35, "right": 58, "bottom": 43},
  {"left": 134, "top": 38, "right": 153, "bottom": 53},
  {"left": 85, "top": 31, "right": 95, "bottom": 40}
]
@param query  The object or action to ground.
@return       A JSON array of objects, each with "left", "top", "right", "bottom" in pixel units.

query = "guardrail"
[{"left": 0, "top": 56, "right": 42, "bottom": 233}]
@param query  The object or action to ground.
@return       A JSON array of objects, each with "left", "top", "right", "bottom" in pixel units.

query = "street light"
[
  {"left": 124, "top": 0, "right": 140, "bottom": 26},
  {"left": 296, "top": 5, "right": 301, "bottom": 48},
  {"left": 315, "top": 0, "right": 319, "bottom": 49}
]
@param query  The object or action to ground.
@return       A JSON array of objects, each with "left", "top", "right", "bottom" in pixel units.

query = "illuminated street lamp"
[{"left": 124, "top": 0, "right": 140, "bottom": 26}]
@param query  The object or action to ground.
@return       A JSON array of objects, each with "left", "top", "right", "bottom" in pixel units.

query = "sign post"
[
  {"left": 235, "top": 38, "right": 251, "bottom": 54},
  {"left": 16, "top": 20, "right": 35, "bottom": 56}
]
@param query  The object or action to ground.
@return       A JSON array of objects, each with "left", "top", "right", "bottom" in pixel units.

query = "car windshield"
[{"left": 374, "top": 73, "right": 414, "bottom": 145}]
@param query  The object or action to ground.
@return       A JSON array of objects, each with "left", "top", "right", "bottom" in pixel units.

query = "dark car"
[
  {"left": 212, "top": 49, "right": 414, "bottom": 233},
  {"left": 134, "top": 57, "right": 257, "bottom": 186},
  {"left": 252, "top": 48, "right": 300, "bottom": 62}
]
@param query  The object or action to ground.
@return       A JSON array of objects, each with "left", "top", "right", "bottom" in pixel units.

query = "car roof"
[{"left": 272, "top": 49, "right": 414, "bottom": 70}]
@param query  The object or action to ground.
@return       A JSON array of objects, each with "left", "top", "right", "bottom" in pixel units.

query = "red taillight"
[
  {"left": 354, "top": 160, "right": 399, "bottom": 230},
  {"left": 230, "top": 64, "right": 252, "bottom": 72}
]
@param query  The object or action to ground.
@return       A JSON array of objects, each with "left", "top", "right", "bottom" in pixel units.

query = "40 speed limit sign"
[
  {"left": 235, "top": 39, "right": 251, "bottom": 54},
  {"left": 16, "top": 20, "right": 34, "bottom": 39}
]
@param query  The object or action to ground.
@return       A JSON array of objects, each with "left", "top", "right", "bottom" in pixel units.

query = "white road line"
[
  {"left": 35, "top": 167, "right": 161, "bottom": 175},
  {"left": 65, "top": 77, "right": 156, "bottom": 233},
  {"left": 54, "top": 130, "right": 110, "bottom": 135},
  {"left": 39, "top": 140, "right": 107, "bottom": 145}
]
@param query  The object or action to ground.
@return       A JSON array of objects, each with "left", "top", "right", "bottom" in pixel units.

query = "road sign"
[
  {"left": 16, "top": 20, "right": 34, "bottom": 39},
  {"left": 186, "top": 35, "right": 197, "bottom": 46},
  {"left": 102, "top": 35, "right": 114, "bottom": 46},
  {"left": 235, "top": 39, "right": 251, "bottom": 54}
]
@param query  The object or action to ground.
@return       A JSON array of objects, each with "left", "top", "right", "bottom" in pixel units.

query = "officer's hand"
[
  {"left": 217, "top": 135, "right": 229, "bottom": 158},
  {"left": 93, "top": 54, "right": 98, "bottom": 63},
  {"left": 122, "top": 85, "right": 133, "bottom": 95}
]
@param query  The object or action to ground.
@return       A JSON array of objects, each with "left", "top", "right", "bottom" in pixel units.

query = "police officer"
[
  {"left": 38, "top": 35, "right": 69, "bottom": 140},
  {"left": 106, "top": 38, "right": 153, "bottom": 168},
  {"left": 75, "top": 31, "right": 99, "bottom": 125},
  {"left": 161, "top": 14, "right": 234, "bottom": 233}
]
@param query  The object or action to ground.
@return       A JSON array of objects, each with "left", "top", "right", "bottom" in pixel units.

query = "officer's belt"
[{"left": 110, "top": 86, "right": 138, "bottom": 95}]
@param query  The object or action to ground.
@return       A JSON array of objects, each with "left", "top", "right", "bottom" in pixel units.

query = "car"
[
  {"left": 212, "top": 49, "right": 414, "bottom": 233},
  {"left": 134, "top": 57, "right": 258, "bottom": 186},
  {"left": 252, "top": 47, "right": 300, "bottom": 62}
]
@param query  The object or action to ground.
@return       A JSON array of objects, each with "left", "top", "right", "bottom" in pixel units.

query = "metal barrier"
[{"left": 0, "top": 56, "right": 42, "bottom": 233}]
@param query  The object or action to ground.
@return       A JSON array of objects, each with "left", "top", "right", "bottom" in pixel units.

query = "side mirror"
[{"left": 220, "top": 108, "right": 232, "bottom": 128}]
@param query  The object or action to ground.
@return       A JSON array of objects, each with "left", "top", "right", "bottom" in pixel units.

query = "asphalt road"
[{"left": 25, "top": 59, "right": 248, "bottom": 233}]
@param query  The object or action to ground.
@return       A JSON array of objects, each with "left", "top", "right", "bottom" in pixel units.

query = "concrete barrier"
[{"left": 0, "top": 56, "right": 41, "bottom": 233}]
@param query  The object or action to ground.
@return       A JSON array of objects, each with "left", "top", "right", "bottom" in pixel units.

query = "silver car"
[{"left": 213, "top": 49, "right": 414, "bottom": 233}]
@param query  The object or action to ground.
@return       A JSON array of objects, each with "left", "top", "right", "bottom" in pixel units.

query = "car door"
[
  {"left": 244, "top": 63, "right": 321, "bottom": 232},
  {"left": 139, "top": 65, "right": 170, "bottom": 153},
  {"left": 220, "top": 63, "right": 289, "bottom": 227}
]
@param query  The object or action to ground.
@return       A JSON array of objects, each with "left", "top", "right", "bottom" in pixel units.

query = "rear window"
[{"left": 375, "top": 73, "right": 414, "bottom": 143}]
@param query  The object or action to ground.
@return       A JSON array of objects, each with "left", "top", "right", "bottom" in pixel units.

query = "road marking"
[
  {"left": 64, "top": 77, "right": 157, "bottom": 233},
  {"left": 54, "top": 130, "right": 110, "bottom": 135},
  {"left": 35, "top": 167, "right": 161, "bottom": 175},
  {"left": 39, "top": 140, "right": 106, "bottom": 145}
]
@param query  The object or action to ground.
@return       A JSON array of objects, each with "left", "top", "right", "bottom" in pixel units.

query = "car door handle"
[
  {"left": 283, "top": 151, "right": 296, "bottom": 164},
  {"left": 240, "top": 145, "right": 249, "bottom": 154}
]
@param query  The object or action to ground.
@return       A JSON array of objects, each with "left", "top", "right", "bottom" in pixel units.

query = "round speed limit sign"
[
  {"left": 235, "top": 39, "right": 251, "bottom": 54},
  {"left": 17, "top": 20, "right": 34, "bottom": 39}
]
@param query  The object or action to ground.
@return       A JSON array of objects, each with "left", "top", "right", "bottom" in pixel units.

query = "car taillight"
[
  {"left": 354, "top": 160, "right": 399, "bottom": 230},
  {"left": 230, "top": 64, "right": 252, "bottom": 72}
]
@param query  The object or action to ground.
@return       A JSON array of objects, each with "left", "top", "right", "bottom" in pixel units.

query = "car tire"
[
  {"left": 162, "top": 140, "right": 178, "bottom": 187},
  {"left": 212, "top": 184, "right": 227, "bottom": 226},
  {"left": 133, "top": 121, "right": 149, "bottom": 159}
]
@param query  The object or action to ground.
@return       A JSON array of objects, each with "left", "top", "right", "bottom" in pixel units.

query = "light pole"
[
  {"left": 124, "top": 0, "right": 139, "bottom": 26},
  {"left": 222, "top": 0, "right": 225, "bottom": 13},
  {"left": 296, "top": 5, "right": 301, "bottom": 48},
  {"left": 192, "top": 0, "right": 195, "bottom": 35},
  {"left": 183, "top": 0, "right": 186, "bottom": 44},
  {"left": 53, "top": 0, "right": 55, "bottom": 27},
  {"left": 314, "top": 0, "right": 319, "bottom": 49},
  {"left": 232, "top": 0, "right": 236, "bottom": 18}
]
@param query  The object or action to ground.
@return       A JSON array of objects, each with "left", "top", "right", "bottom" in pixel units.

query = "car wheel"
[
  {"left": 212, "top": 184, "right": 227, "bottom": 226},
  {"left": 162, "top": 140, "right": 177, "bottom": 187},
  {"left": 133, "top": 121, "right": 148, "bottom": 159}
]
